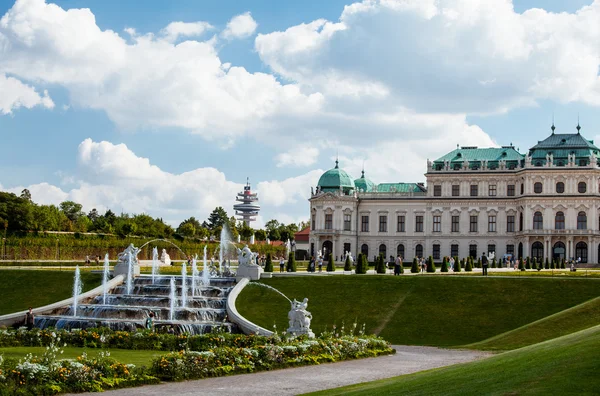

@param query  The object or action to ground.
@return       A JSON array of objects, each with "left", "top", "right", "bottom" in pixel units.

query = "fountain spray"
[
  {"left": 102, "top": 253, "right": 110, "bottom": 305},
  {"left": 72, "top": 266, "right": 82, "bottom": 317},
  {"left": 126, "top": 250, "right": 133, "bottom": 294},
  {"left": 202, "top": 245, "right": 210, "bottom": 285},
  {"left": 191, "top": 255, "right": 198, "bottom": 298},
  {"left": 151, "top": 246, "right": 159, "bottom": 283},
  {"left": 181, "top": 262, "right": 188, "bottom": 309},
  {"left": 169, "top": 276, "right": 176, "bottom": 321}
]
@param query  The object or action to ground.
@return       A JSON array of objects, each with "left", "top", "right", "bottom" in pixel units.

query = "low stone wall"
[
  {"left": 226, "top": 278, "right": 273, "bottom": 337},
  {"left": 0, "top": 275, "right": 125, "bottom": 328}
]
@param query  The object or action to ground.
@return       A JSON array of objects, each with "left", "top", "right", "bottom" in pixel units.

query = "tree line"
[{"left": 0, "top": 189, "right": 307, "bottom": 241}]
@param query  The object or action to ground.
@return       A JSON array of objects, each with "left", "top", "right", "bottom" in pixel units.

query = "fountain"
[
  {"left": 235, "top": 244, "right": 263, "bottom": 281},
  {"left": 102, "top": 254, "right": 110, "bottom": 305},
  {"left": 219, "top": 227, "right": 233, "bottom": 276},
  {"left": 191, "top": 255, "right": 198, "bottom": 297},
  {"left": 285, "top": 239, "right": 291, "bottom": 259},
  {"left": 72, "top": 266, "right": 82, "bottom": 317},
  {"left": 202, "top": 245, "right": 210, "bottom": 286},
  {"left": 126, "top": 251, "right": 134, "bottom": 294},
  {"left": 169, "top": 276, "right": 176, "bottom": 321},
  {"left": 33, "top": 242, "right": 238, "bottom": 335},
  {"left": 181, "top": 262, "right": 188, "bottom": 309},
  {"left": 151, "top": 247, "right": 159, "bottom": 283}
]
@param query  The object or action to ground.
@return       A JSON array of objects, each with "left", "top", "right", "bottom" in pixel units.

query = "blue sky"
[{"left": 1, "top": 0, "right": 599, "bottom": 227}]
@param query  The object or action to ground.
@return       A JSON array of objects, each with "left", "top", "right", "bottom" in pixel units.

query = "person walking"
[
  {"left": 24, "top": 307, "right": 35, "bottom": 330},
  {"left": 309, "top": 256, "right": 316, "bottom": 272},
  {"left": 318, "top": 256, "right": 323, "bottom": 272},
  {"left": 394, "top": 255, "right": 402, "bottom": 275},
  {"left": 279, "top": 257, "right": 285, "bottom": 273},
  {"left": 482, "top": 252, "right": 489, "bottom": 276},
  {"left": 449, "top": 257, "right": 454, "bottom": 271}
]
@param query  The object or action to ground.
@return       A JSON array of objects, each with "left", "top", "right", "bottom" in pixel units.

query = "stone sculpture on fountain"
[
  {"left": 160, "top": 249, "right": 171, "bottom": 266},
  {"left": 114, "top": 244, "right": 141, "bottom": 278},
  {"left": 287, "top": 298, "right": 314, "bottom": 338},
  {"left": 235, "top": 244, "right": 263, "bottom": 281}
]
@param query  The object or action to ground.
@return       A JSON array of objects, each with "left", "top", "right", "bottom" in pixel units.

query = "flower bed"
[{"left": 0, "top": 328, "right": 394, "bottom": 394}]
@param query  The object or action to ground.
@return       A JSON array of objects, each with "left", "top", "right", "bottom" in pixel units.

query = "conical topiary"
[
  {"left": 376, "top": 255, "right": 386, "bottom": 274},
  {"left": 286, "top": 252, "right": 297, "bottom": 272},
  {"left": 344, "top": 254, "right": 352, "bottom": 271},
  {"left": 518, "top": 258, "right": 525, "bottom": 271},
  {"left": 561, "top": 258, "right": 565, "bottom": 269},
  {"left": 545, "top": 258, "right": 549, "bottom": 269},
  {"left": 551, "top": 260, "right": 556, "bottom": 269},
  {"left": 525, "top": 258, "right": 531, "bottom": 270},
  {"left": 476, "top": 258, "right": 481, "bottom": 268},
  {"left": 264, "top": 252, "right": 273, "bottom": 272},
  {"left": 327, "top": 253, "right": 335, "bottom": 272},
  {"left": 491, "top": 257, "right": 496, "bottom": 268},
  {"left": 465, "top": 257, "right": 473, "bottom": 272},
  {"left": 411, "top": 257, "right": 419, "bottom": 273},
  {"left": 531, "top": 257, "right": 537, "bottom": 271},
  {"left": 454, "top": 258, "right": 461, "bottom": 272},
  {"left": 441, "top": 256, "right": 448, "bottom": 272},
  {"left": 355, "top": 253, "right": 363, "bottom": 274},
  {"left": 427, "top": 256, "right": 436, "bottom": 273}
]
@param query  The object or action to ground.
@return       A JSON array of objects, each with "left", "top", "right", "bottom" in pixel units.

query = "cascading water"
[
  {"left": 285, "top": 239, "right": 291, "bottom": 259},
  {"left": 72, "top": 266, "right": 83, "bottom": 317},
  {"left": 191, "top": 256, "right": 198, "bottom": 298},
  {"left": 181, "top": 262, "right": 188, "bottom": 309},
  {"left": 102, "top": 253, "right": 110, "bottom": 305},
  {"left": 219, "top": 226, "right": 233, "bottom": 276},
  {"left": 248, "top": 282, "right": 292, "bottom": 303},
  {"left": 169, "top": 276, "right": 176, "bottom": 321},
  {"left": 202, "top": 245, "right": 210, "bottom": 285},
  {"left": 151, "top": 247, "right": 159, "bottom": 284},
  {"left": 126, "top": 251, "right": 134, "bottom": 294}
]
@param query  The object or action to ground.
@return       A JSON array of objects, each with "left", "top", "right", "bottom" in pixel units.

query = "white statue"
[
  {"left": 236, "top": 244, "right": 257, "bottom": 267},
  {"left": 160, "top": 248, "right": 171, "bottom": 266},
  {"left": 287, "top": 298, "right": 314, "bottom": 338},
  {"left": 117, "top": 243, "right": 140, "bottom": 265}
]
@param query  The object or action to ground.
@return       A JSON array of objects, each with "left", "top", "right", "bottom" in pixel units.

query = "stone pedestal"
[
  {"left": 260, "top": 272, "right": 273, "bottom": 279},
  {"left": 236, "top": 265, "right": 263, "bottom": 281},
  {"left": 286, "top": 327, "right": 315, "bottom": 338},
  {"left": 113, "top": 262, "right": 140, "bottom": 278}
]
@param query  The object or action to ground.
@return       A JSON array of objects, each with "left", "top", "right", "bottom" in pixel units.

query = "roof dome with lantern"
[
  {"left": 354, "top": 169, "right": 376, "bottom": 192},
  {"left": 317, "top": 160, "right": 355, "bottom": 194}
]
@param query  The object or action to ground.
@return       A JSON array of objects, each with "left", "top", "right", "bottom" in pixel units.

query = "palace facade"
[{"left": 308, "top": 127, "right": 600, "bottom": 264}]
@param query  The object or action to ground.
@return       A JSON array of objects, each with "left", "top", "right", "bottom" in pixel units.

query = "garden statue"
[
  {"left": 236, "top": 244, "right": 258, "bottom": 267},
  {"left": 117, "top": 244, "right": 140, "bottom": 265},
  {"left": 114, "top": 243, "right": 141, "bottom": 278},
  {"left": 287, "top": 298, "right": 315, "bottom": 338},
  {"left": 235, "top": 244, "right": 262, "bottom": 280},
  {"left": 160, "top": 248, "right": 171, "bottom": 266}
]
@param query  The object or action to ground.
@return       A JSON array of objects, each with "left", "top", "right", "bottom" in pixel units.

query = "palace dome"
[
  {"left": 354, "top": 170, "right": 376, "bottom": 192},
  {"left": 317, "top": 160, "right": 355, "bottom": 193}
]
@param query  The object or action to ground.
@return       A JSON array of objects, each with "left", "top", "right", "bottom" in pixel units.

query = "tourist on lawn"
[
  {"left": 394, "top": 255, "right": 402, "bottom": 275},
  {"left": 309, "top": 256, "right": 316, "bottom": 272},
  {"left": 318, "top": 256, "right": 323, "bottom": 272},
  {"left": 449, "top": 257, "right": 455, "bottom": 271},
  {"left": 25, "top": 307, "right": 35, "bottom": 330},
  {"left": 145, "top": 312, "right": 155, "bottom": 331},
  {"left": 279, "top": 257, "right": 285, "bottom": 273},
  {"left": 482, "top": 252, "right": 489, "bottom": 276}
]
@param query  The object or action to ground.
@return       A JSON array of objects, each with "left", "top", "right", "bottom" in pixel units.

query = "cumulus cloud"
[
  {"left": 1, "top": 139, "right": 316, "bottom": 227},
  {"left": 276, "top": 147, "right": 319, "bottom": 167},
  {"left": 221, "top": 12, "right": 258, "bottom": 40},
  {"left": 0, "top": 73, "right": 54, "bottom": 114},
  {"left": 160, "top": 21, "right": 213, "bottom": 43}
]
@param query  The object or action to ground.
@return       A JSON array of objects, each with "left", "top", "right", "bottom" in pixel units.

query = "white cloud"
[
  {"left": 221, "top": 12, "right": 257, "bottom": 40},
  {"left": 276, "top": 147, "right": 319, "bottom": 167},
  {"left": 257, "top": 170, "right": 323, "bottom": 208},
  {"left": 0, "top": 73, "right": 54, "bottom": 114},
  {"left": 160, "top": 21, "right": 213, "bottom": 43}
]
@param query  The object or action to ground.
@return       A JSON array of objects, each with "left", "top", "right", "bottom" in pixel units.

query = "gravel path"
[{"left": 90, "top": 346, "right": 490, "bottom": 396}]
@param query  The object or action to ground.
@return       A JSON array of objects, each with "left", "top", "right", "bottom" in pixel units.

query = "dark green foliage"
[
  {"left": 465, "top": 258, "right": 473, "bottom": 272},
  {"left": 355, "top": 253, "right": 364, "bottom": 274},
  {"left": 286, "top": 252, "right": 297, "bottom": 272},
  {"left": 531, "top": 257, "right": 538, "bottom": 271},
  {"left": 344, "top": 254, "right": 352, "bottom": 271},
  {"left": 519, "top": 258, "right": 525, "bottom": 271},
  {"left": 327, "top": 253, "right": 335, "bottom": 272},
  {"left": 551, "top": 260, "right": 556, "bottom": 269},
  {"left": 376, "top": 255, "right": 386, "bottom": 274},
  {"left": 411, "top": 257, "right": 419, "bottom": 273},
  {"left": 441, "top": 256, "right": 449, "bottom": 272},
  {"left": 545, "top": 258, "right": 550, "bottom": 269},
  {"left": 454, "top": 258, "right": 461, "bottom": 272},
  {"left": 360, "top": 254, "right": 369, "bottom": 274},
  {"left": 561, "top": 259, "right": 566, "bottom": 269},
  {"left": 491, "top": 257, "right": 497, "bottom": 268},
  {"left": 264, "top": 253, "right": 273, "bottom": 272},
  {"left": 526, "top": 258, "right": 532, "bottom": 269},
  {"left": 476, "top": 258, "right": 482, "bottom": 268},
  {"left": 427, "top": 256, "right": 436, "bottom": 273}
]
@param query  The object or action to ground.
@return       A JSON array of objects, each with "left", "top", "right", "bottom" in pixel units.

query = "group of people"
[{"left": 84, "top": 255, "right": 101, "bottom": 266}]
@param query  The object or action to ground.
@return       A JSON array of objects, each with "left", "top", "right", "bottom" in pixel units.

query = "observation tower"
[{"left": 234, "top": 178, "right": 260, "bottom": 226}]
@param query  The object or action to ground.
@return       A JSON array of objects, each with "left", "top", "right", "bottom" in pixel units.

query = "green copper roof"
[
  {"left": 317, "top": 160, "right": 355, "bottom": 192},
  {"left": 528, "top": 131, "right": 600, "bottom": 166},
  {"left": 354, "top": 170, "right": 376, "bottom": 192},
  {"left": 432, "top": 146, "right": 524, "bottom": 170},
  {"left": 376, "top": 183, "right": 426, "bottom": 193}
]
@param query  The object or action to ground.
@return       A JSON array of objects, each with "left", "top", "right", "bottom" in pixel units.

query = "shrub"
[
  {"left": 476, "top": 258, "right": 481, "bottom": 268},
  {"left": 286, "top": 252, "right": 297, "bottom": 272},
  {"left": 411, "top": 258, "right": 419, "bottom": 273},
  {"left": 441, "top": 256, "right": 448, "bottom": 272},
  {"left": 551, "top": 260, "right": 556, "bottom": 269},
  {"left": 398, "top": 259, "right": 404, "bottom": 274},
  {"left": 465, "top": 258, "right": 473, "bottom": 272},
  {"left": 518, "top": 258, "right": 525, "bottom": 271},
  {"left": 344, "top": 255, "right": 352, "bottom": 271},
  {"left": 327, "top": 253, "right": 335, "bottom": 272},
  {"left": 355, "top": 253, "right": 364, "bottom": 274},
  {"left": 531, "top": 257, "right": 537, "bottom": 271},
  {"left": 427, "top": 256, "right": 436, "bottom": 273},
  {"left": 454, "top": 258, "right": 461, "bottom": 272},
  {"left": 561, "top": 259, "right": 566, "bottom": 269},
  {"left": 525, "top": 258, "right": 531, "bottom": 270},
  {"left": 491, "top": 257, "right": 496, "bottom": 268},
  {"left": 264, "top": 253, "right": 273, "bottom": 273},
  {"left": 376, "top": 255, "right": 386, "bottom": 274},
  {"left": 545, "top": 258, "right": 550, "bottom": 269}
]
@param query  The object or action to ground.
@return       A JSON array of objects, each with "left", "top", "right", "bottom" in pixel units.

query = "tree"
[
  {"left": 441, "top": 256, "right": 448, "bottom": 272},
  {"left": 519, "top": 258, "right": 525, "bottom": 271},
  {"left": 286, "top": 252, "right": 296, "bottom": 272},
  {"left": 179, "top": 222, "right": 196, "bottom": 237},
  {"left": 491, "top": 257, "right": 497, "bottom": 268},
  {"left": 531, "top": 257, "right": 538, "bottom": 271},
  {"left": 207, "top": 207, "right": 229, "bottom": 230},
  {"left": 427, "top": 256, "right": 436, "bottom": 273},
  {"left": 376, "top": 255, "right": 386, "bottom": 274},
  {"left": 118, "top": 222, "right": 137, "bottom": 237},
  {"left": 454, "top": 258, "right": 461, "bottom": 272},
  {"left": 264, "top": 253, "right": 273, "bottom": 272},
  {"left": 356, "top": 253, "right": 364, "bottom": 274},
  {"left": 88, "top": 208, "right": 100, "bottom": 224},
  {"left": 561, "top": 258, "right": 566, "bottom": 269},
  {"left": 411, "top": 257, "right": 419, "bottom": 273},
  {"left": 20, "top": 189, "right": 32, "bottom": 202},
  {"left": 344, "top": 254, "right": 352, "bottom": 271},
  {"left": 545, "top": 258, "right": 550, "bottom": 269},
  {"left": 267, "top": 227, "right": 281, "bottom": 241},
  {"left": 238, "top": 221, "right": 254, "bottom": 241},
  {"left": 526, "top": 258, "right": 532, "bottom": 269},
  {"left": 465, "top": 257, "right": 473, "bottom": 272},
  {"left": 60, "top": 201, "right": 84, "bottom": 222},
  {"left": 476, "top": 258, "right": 481, "bottom": 268},
  {"left": 104, "top": 209, "right": 117, "bottom": 226},
  {"left": 327, "top": 253, "right": 335, "bottom": 272},
  {"left": 551, "top": 260, "right": 556, "bottom": 269},
  {"left": 255, "top": 229, "right": 267, "bottom": 241},
  {"left": 228, "top": 216, "right": 239, "bottom": 241}
]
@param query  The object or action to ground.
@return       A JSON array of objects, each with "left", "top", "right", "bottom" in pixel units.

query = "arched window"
[
  {"left": 361, "top": 244, "right": 369, "bottom": 257},
  {"left": 531, "top": 241, "right": 543, "bottom": 260},
  {"left": 379, "top": 244, "right": 387, "bottom": 258},
  {"left": 415, "top": 244, "right": 423, "bottom": 258},
  {"left": 520, "top": 183, "right": 524, "bottom": 195},
  {"left": 534, "top": 182, "right": 543, "bottom": 194},
  {"left": 555, "top": 212, "right": 565, "bottom": 230},
  {"left": 397, "top": 244, "right": 405, "bottom": 258},
  {"left": 553, "top": 242, "right": 566, "bottom": 261},
  {"left": 556, "top": 182, "right": 564, "bottom": 193},
  {"left": 578, "top": 182, "right": 587, "bottom": 193},
  {"left": 575, "top": 242, "right": 588, "bottom": 263},
  {"left": 533, "top": 211, "right": 543, "bottom": 229},
  {"left": 577, "top": 212, "right": 587, "bottom": 230},
  {"left": 518, "top": 242, "right": 523, "bottom": 260},
  {"left": 519, "top": 212, "right": 524, "bottom": 231}
]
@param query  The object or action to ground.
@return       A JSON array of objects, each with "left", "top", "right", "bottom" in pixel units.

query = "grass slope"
[
  {"left": 0, "top": 270, "right": 102, "bottom": 315},
  {"left": 306, "top": 325, "right": 600, "bottom": 396},
  {"left": 237, "top": 277, "right": 600, "bottom": 346},
  {"left": 0, "top": 346, "right": 160, "bottom": 366},
  {"left": 465, "top": 295, "right": 600, "bottom": 351}
]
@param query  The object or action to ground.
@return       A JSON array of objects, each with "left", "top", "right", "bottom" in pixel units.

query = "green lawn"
[
  {"left": 0, "top": 270, "right": 102, "bottom": 315},
  {"left": 465, "top": 295, "right": 600, "bottom": 351},
  {"left": 306, "top": 324, "right": 600, "bottom": 396},
  {"left": 0, "top": 346, "right": 161, "bottom": 366},
  {"left": 237, "top": 276, "right": 600, "bottom": 346}
]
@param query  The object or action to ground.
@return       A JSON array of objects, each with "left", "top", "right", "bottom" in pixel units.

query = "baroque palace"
[{"left": 309, "top": 125, "right": 600, "bottom": 264}]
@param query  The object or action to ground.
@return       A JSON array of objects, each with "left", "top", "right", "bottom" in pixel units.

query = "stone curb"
[{"left": 226, "top": 278, "right": 273, "bottom": 337}]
